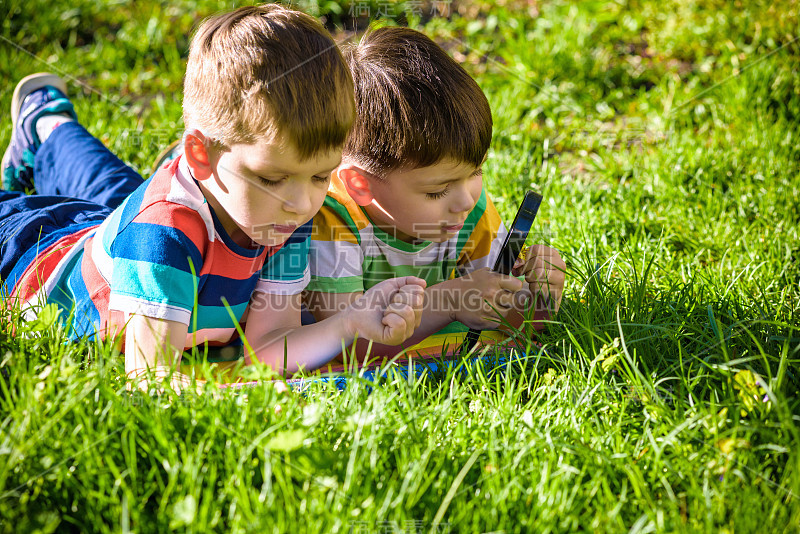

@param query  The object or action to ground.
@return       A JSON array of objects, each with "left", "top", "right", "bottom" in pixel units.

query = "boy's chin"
[
  {"left": 382, "top": 224, "right": 454, "bottom": 244},
  {"left": 253, "top": 234, "right": 291, "bottom": 248},
  {"left": 247, "top": 223, "right": 309, "bottom": 248},
  {"left": 431, "top": 234, "right": 455, "bottom": 243},
  {"left": 416, "top": 232, "right": 455, "bottom": 244},
  {"left": 235, "top": 230, "right": 290, "bottom": 249}
]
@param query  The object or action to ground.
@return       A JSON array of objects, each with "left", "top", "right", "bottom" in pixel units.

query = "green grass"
[{"left": 2, "top": 0, "right": 799, "bottom": 532}]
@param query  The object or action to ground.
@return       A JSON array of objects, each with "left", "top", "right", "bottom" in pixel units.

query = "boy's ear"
[
  {"left": 183, "top": 129, "right": 213, "bottom": 181},
  {"left": 339, "top": 165, "right": 374, "bottom": 206}
]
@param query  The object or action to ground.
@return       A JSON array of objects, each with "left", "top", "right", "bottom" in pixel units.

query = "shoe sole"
[
  {"left": 11, "top": 73, "right": 68, "bottom": 124},
  {"left": 2, "top": 73, "right": 68, "bottom": 187}
]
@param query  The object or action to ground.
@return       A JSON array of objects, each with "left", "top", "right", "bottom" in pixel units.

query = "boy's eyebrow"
[
  {"left": 253, "top": 161, "right": 341, "bottom": 176},
  {"left": 313, "top": 163, "right": 341, "bottom": 177},
  {"left": 321, "top": 161, "right": 342, "bottom": 174},
  {"left": 254, "top": 165, "right": 294, "bottom": 176},
  {"left": 423, "top": 176, "right": 460, "bottom": 186},
  {"left": 421, "top": 166, "right": 482, "bottom": 186}
]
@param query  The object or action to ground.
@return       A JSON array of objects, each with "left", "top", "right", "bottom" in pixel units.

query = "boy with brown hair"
[
  {"left": 305, "top": 26, "right": 566, "bottom": 356},
  {"left": 1, "top": 5, "right": 425, "bottom": 389}
]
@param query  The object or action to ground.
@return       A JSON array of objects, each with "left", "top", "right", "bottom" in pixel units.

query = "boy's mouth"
[
  {"left": 442, "top": 222, "right": 465, "bottom": 233},
  {"left": 272, "top": 224, "right": 298, "bottom": 234}
]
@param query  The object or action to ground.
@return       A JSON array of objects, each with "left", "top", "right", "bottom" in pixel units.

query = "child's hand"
[
  {"left": 512, "top": 244, "right": 566, "bottom": 314},
  {"left": 448, "top": 268, "right": 524, "bottom": 330},
  {"left": 345, "top": 276, "right": 426, "bottom": 345}
]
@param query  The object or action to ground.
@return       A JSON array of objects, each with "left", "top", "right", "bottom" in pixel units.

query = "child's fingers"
[
  {"left": 484, "top": 275, "right": 523, "bottom": 312},
  {"left": 393, "top": 283, "right": 425, "bottom": 305},
  {"left": 529, "top": 263, "right": 566, "bottom": 289},
  {"left": 382, "top": 306, "right": 416, "bottom": 342},
  {"left": 497, "top": 274, "right": 524, "bottom": 293},
  {"left": 396, "top": 276, "right": 427, "bottom": 290},
  {"left": 514, "top": 287, "right": 533, "bottom": 309},
  {"left": 392, "top": 285, "right": 425, "bottom": 327},
  {"left": 386, "top": 301, "right": 416, "bottom": 325},
  {"left": 365, "top": 276, "right": 427, "bottom": 310},
  {"left": 526, "top": 244, "right": 561, "bottom": 261},
  {"left": 527, "top": 278, "right": 554, "bottom": 310},
  {"left": 519, "top": 256, "right": 555, "bottom": 277},
  {"left": 520, "top": 245, "right": 566, "bottom": 271},
  {"left": 459, "top": 274, "right": 520, "bottom": 316},
  {"left": 522, "top": 254, "right": 566, "bottom": 287},
  {"left": 529, "top": 283, "right": 562, "bottom": 313},
  {"left": 513, "top": 246, "right": 545, "bottom": 277},
  {"left": 490, "top": 288, "right": 517, "bottom": 310}
]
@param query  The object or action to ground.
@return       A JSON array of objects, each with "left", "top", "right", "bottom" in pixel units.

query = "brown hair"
[
  {"left": 342, "top": 26, "right": 493, "bottom": 176},
  {"left": 182, "top": 4, "right": 355, "bottom": 158}
]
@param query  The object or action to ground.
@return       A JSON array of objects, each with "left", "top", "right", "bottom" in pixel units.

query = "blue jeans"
[{"left": 0, "top": 122, "right": 143, "bottom": 289}]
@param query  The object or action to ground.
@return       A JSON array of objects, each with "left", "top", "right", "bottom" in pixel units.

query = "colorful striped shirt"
[
  {"left": 307, "top": 175, "right": 506, "bottom": 332},
  {"left": 11, "top": 157, "right": 310, "bottom": 352}
]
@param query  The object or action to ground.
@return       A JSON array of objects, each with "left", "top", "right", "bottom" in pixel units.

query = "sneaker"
[{"left": 1, "top": 73, "right": 77, "bottom": 191}]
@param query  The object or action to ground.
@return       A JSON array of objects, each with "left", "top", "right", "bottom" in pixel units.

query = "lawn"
[{"left": 1, "top": 0, "right": 799, "bottom": 532}]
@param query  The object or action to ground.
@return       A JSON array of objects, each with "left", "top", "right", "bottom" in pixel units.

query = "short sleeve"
[
  {"left": 107, "top": 204, "right": 205, "bottom": 325},
  {"left": 256, "top": 220, "right": 312, "bottom": 295},
  {"left": 306, "top": 204, "right": 365, "bottom": 294}
]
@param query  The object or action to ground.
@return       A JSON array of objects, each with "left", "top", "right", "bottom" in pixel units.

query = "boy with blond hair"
[
  {"left": 305, "top": 26, "right": 566, "bottom": 356},
  {"left": 0, "top": 5, "right": 424, "bottom": 388}
]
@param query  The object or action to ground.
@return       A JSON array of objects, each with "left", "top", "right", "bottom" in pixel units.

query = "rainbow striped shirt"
[{"left": 11, "top": 157, "right": 310, "bottom": 351}]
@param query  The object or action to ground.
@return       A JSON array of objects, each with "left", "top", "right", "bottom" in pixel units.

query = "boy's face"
[
  {"left": 201, "top": 137, "right": 341, "bottom": 248},
  {"left": 363, "top": 159, "right": 483, "bottom": 243}
]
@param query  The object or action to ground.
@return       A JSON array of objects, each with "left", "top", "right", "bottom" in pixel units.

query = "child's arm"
[
  {"left": 244, "top": 276, "right": 426, "bottom": 373},
  {"left": 307, "top": 246, "right": 565, "bottom": 358},
  {"left": 124, "top": 314, "right": 195, "bottom": 392},
  {"left": 305, "top": 269, "right": 523, "bottom": 357}
]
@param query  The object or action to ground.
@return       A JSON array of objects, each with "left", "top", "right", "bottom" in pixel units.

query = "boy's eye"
[
  {"left": 257, "top": 176, "right": 285, "bottom": 187},
  {"left": 312, "top": 173, "right": 331, "bottom": 184},
  {"left": 425, "top": 186, "right": 450, "bottom": 200}
]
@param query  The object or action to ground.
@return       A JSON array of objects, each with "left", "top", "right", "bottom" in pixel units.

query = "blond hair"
[
  {"left": 342, "top": 26, "right": 493, "bottom": 176},
  {"left": 182, "top": 4, "right": 354, "bottom": 158}
]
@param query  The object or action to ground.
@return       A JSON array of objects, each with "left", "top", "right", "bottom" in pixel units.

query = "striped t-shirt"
[
  {"left": 307, "top": 175, "right": 507, "bottom": 332},
  {"left": 10, "top": 157, "right": 310, "bottom": 352}
]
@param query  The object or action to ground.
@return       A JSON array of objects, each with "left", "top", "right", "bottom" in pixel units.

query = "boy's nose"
[
  {"left": 283, "top": 182, "right": 313, "bottom": 214},
  {"left": 450, "top": 184, "right": 476, "bottom": 214}
]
